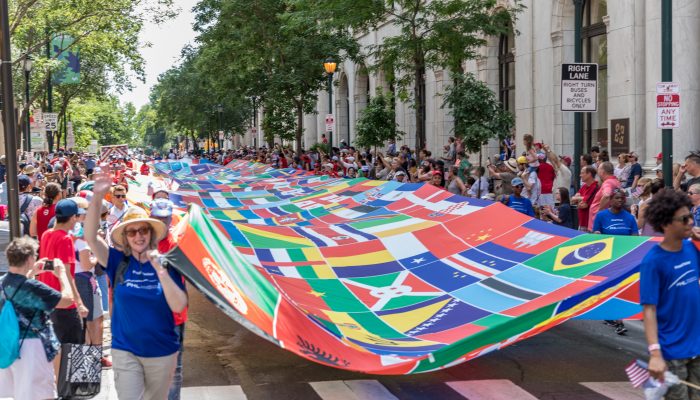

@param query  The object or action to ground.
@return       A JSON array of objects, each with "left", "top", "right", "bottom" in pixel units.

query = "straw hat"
[
  {"left": 505, "top": 158, "right": 518, "bottom": 173},
  {"left": 22, "top": 165, "right": 36, "bottom": 175},
  {"left": 110, "top": 206, "right": 167, "bottom": 248}
]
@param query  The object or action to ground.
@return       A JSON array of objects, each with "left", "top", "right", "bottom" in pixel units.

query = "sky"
[{"left": 117, "top": 0, "right": 199, "bottom": 109}]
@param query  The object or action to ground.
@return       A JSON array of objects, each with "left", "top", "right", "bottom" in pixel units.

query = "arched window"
[
  {"left": 498, "top": 22, "right": 515, "bottom": 113},
  {"left": 582, "top": 0, "right": 607, "bottom": 152}
]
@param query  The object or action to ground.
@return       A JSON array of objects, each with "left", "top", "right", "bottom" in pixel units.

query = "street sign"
[
  {"left": 218, "top": 130, "right": 224, "bottom": 140},
  {"left": 89, "top": 139, "right": 98, "bottom": 154},
  {"left": 656, "top": 82, "right": 680, "bottom": 129},
  {"left": 325, "top": 114, "right": 334, "bottom": 132},
  {"left": 561, "top": 63, "right": 598, "bottom": 112},
  {"left": 30, "top": 128, "right": 45, "bottom": 152},
  {"left": 44, "top": 112, "right": 58, "bottom": 131},
  {"left": 66, "top": 122, "right": 75, "bottom": 149}
]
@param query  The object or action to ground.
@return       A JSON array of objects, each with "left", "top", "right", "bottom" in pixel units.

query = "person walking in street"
[
  {"left": 0, "top": 238, "right": 74, "bottom": 400},
  {"left": 17, "top": 175, "right": 42, "bottom": 236},
  {"left": 29, "top": 183, "right": 62, "bottom": 241},
  {"left": 85, "top": 165, "right": 188, "bottom": 400},
  {"left": 640, "top": 188, "right": 700, "bottom": 399}
]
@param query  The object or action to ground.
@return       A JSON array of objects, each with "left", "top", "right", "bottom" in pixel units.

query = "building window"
[
  {"left": 582, "top": 0, "right": 607, "bottom": 152},
  {"left": 498, "top": 22, "right": 515, "bottom": 113}
]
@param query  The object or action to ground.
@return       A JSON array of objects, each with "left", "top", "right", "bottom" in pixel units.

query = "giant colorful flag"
[{"left": 149, "top": 160, "right": 659, "bottom": 375}]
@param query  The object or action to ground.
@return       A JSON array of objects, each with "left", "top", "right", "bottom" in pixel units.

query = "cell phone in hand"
[{"left": 43, "top": 260, "right": 54, "bottom": 271}]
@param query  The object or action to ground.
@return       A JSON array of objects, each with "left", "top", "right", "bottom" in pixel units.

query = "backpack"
[
  {"left": 0, "top": 278, "right": 30, "bottom": 369},
  {"left": 19, "top": 196, "right": 31, "bottom": 236}
]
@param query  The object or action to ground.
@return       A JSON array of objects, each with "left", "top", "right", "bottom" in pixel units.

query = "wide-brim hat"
[
  {"left": 22, "top": 165, "right": 36, "bottom": 175},
  {"left": 505, "top": 158, "right": 518, "bottom": 173},
  {"left": 110, "top": 206, "right": 167, "bottom": 248}
]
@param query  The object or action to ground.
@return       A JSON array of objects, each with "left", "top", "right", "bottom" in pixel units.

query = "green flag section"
[
  {"left": 51, "top": 35, "right": 80, "bottom": 84},
  {"left": 150, "top": 160, "right": 662, "bottom": 375}
]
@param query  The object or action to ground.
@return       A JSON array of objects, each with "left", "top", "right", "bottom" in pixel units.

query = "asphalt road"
[{"left": 181, "top": 289, "right": 648, "bottom": 400}]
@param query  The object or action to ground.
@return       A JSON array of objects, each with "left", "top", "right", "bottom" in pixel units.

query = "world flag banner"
[{"left": 150, "top": 161, "right": 661, "bottom": 375}]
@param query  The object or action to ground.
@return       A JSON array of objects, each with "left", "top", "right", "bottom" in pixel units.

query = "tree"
[
  {"left": 354, "top": 89, "right": 402, "bottom": 153},
  {"left": 442, "top": 72, "right": 514, "bottom": 169},
  {"left": 314, "top": 0, "right": 521, "bottom": 151}
]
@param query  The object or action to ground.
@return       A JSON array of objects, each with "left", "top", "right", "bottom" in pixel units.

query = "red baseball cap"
[{"left": 656, "top": 152, "right": 663, "bottom": 160}]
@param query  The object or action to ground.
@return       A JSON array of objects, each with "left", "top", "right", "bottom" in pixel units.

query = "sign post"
[
  {"left": 325, "top": 114, "right": 334, "bottom": 133},
  {"left": 561, "top": 63, "right": 598, "bottom": 112}
]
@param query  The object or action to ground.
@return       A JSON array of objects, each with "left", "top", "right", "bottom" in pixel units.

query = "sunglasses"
[
  {"left": 671, "top": 214, "right": 693, "bottom": 224},
  {"left": 114, "top": 194, "right": 127, "bottom": 199},
  {"left": 124, "top": 226, "right": 151, "bottom": 237}
]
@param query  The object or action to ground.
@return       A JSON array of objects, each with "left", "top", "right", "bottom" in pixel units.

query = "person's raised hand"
[{"left": 92, "top": 163, "right": 112, "bottom": 197}]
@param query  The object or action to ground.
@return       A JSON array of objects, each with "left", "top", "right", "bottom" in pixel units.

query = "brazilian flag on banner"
[{"left": 52, "top": 35, "right": 80, "bottom": 84}]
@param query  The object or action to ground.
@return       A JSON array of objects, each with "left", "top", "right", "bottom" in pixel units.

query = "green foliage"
[
  {"left": 67, "top": 96, "right": 140, "bottom": 149},
  {"left": 318, "top": 0, "right": 522, "bottom": 151},
  {"left": 354, "top": 89, "right": 402, "bottom": 150},
  {"left": 442, "top": 72, "right": 514, "bottom": 154}
]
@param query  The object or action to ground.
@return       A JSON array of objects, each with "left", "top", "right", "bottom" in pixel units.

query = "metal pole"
[
  {"left": 218, "top": 107, "right": 223, "bottom": 150},
  {"left": 573, "top": 0, "right": 584, "bottom": 191},
  {"left": 1, "top": 0, "right": 22, "bottom": 239},
  {"left": 24, "top": 69, "right": 30, "bottom": 152},
  {"left": 328, "top": 73, "right": 333, "bottom": 152},
  {"left": 661, "top": 0, "right": 673, "bottom": 187},
  {"left": 46, "top": 29, "right": 53, "bottom": 153}
]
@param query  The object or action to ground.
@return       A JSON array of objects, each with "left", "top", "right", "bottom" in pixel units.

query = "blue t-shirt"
[
  {"left": 626, "top": 163, "right": 642, "bottom": 187},
  {"left": 507, "top": 196, "right": 535, "bottom": 217},
  {"left": 592, "top": 209, "right": 638, "bottom": 236},
  {"left": 107, "top": 248, "right": 186, "bottom": 357},
  {"left": 693, "top": 205, "right": 700, "bottom": 228},
  {"left": 640, "top": 240, "right": 700, "bottom": 360}
]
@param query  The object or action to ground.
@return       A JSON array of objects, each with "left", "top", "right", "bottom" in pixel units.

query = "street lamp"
[
  {"left": 22, "top": 54, "right": 33, "bottom": 152},
  {"left": 249, "top": 96, "right": 259, "bottom": 148},
  {"left": 323, "top": 58, "right": 337, "bottom": 152},
  {"left": 216, "top": 104, "right": 223, "bottom": 150}
]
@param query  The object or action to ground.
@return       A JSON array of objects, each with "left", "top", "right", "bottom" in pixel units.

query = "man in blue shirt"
[
  {"left": 592, "top": 189, "right": 638, "bottom": 236},
  {"left": 640, "top": 188, "right": 700, "bottom": 399},
  {"left": 505, "top": 177, "right": 535, "bottom": 217}
]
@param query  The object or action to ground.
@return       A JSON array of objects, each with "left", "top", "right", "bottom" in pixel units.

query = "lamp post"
[
  {"left": 22, "top": 55, "right": 33, "bottom": 152},
  {"left": 1, "top": 0, "right": 21, "bottom": 238},
  {"left": 216, "top": 104, "right": 224, "bottom": 150},
  {"left": 661, "top": 0, "right": 673, "bottom": 187},
  {"left": 250, "top": 96, "right": 259, "bottom": 148},
  {"left": 323, "top": 58, "right": 337, "bottom": 153}
]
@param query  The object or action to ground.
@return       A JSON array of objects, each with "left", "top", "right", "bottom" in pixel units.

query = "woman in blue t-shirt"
[{"left": 84, "top": 165, "right": 187, "bottom": 400}]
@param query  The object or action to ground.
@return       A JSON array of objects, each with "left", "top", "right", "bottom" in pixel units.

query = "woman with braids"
[
  {"left": 640, "top": 188, "right": 700, "bottom": 399},
  {"left": 29, "top": 182, "right": 62, "bottom": 240},
  {"left": 84, "top": 164, "right": 187, "bottom": 399}
]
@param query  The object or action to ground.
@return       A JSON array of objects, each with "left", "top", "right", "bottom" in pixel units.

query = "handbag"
[{"left": 57, "top": 324, "right": 101, "bottom": 399}]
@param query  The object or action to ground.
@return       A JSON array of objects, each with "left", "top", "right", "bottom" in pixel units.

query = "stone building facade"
[{"left": 243, "top": 0, "right": 700, "bottom": 170}]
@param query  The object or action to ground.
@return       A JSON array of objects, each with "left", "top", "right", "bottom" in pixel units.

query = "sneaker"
[
  {"left": 101, "top": 356, "right": 113, "bottom": 369},
  {"left": 604, "top": 320, "right": 617, "bottom": 326},
  {"left": 615, "top": 325, "right": 628, "bottom": 335}
]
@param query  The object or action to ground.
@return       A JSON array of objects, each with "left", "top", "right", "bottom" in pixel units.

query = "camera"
[{"left": 44, "top": 260, "right": 54, "bottom": 271}]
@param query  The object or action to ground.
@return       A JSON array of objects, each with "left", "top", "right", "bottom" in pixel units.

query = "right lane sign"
[
  {"left": 656, "top": 82, "right": 680, "bottom": 129},
  {"left": 561, "top": 63, "right": 598, "bottom": 112}
]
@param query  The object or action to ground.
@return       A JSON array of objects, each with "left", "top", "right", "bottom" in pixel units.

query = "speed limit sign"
[{"left": 44, "top": 113, "right": 58, "bottom": 131}]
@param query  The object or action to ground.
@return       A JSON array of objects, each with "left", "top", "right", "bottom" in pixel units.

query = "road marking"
[
  {"left": 447, "top": 379, "right": 538, "bottom": 400},
  {"left": 182, "top": 385, "right": 247, "bottom": 399},
  {"left": 310, "top": 380, "right": 399, "bottom": 400},
  {"left": 581, "top": 382, "right": 645, "bottom": 399}
]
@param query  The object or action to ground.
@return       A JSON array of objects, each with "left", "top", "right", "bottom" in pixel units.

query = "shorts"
[
  {"left": 51, "top": 308, "right": 84, "bottom": 344},
  {"left": 0, "top": 338, "right": 57, "bottom": 400},
  {"left": 76, "top": 272, "right": 104, "bottom": 321}
]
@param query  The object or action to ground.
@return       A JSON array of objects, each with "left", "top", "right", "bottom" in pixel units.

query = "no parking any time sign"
[{"left": 656, "top": 82, "right": 680, "bottom": 129}]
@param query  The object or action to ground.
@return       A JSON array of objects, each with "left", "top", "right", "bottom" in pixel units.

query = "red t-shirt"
[
  {"left": 37, "top": 229, "right": 76, "bottom": 309},
  {"left": 538, "top": 162, "right": 556, "bottom": 194},
  {"left": 158, "top": 232, "right": 188, "bottom": 326},
  {"left": 140, "top": 163, "right": 150, "bottom": 175},
  {"left": 576, "top": 182, "right": 598, "bottom": 230},
  {"left": 35, "top": 204, "right": 56, "bottom": 241}
]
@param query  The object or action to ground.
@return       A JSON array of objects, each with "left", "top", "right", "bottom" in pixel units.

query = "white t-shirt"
[
  {"left": 554, "top": 164, "right": 573, "bottom": 192},
  {"left": 107, "top": 203, "right": 128, "bottom": 232},
  {"left": 73, "top": 238, "right": 92, "bottom": 274}
]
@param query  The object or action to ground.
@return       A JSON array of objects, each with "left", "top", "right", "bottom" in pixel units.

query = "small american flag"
[{"left": 626, "top": 359, "right": 651, "bottom": 388}]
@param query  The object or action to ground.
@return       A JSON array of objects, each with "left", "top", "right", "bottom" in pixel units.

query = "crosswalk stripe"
[
  {"left": 580, "top": 382, "right": 645, "bottom": 400},
  {"left": 447, "top": 379, "right": 539, "bottom": 400},
  {"left": 310, "top": 380, "right": 399, "bottom": 400},
  {"left": 182, "top": 385, "right": 247, "bottom": 400}
]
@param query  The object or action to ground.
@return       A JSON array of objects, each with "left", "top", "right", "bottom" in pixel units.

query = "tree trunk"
[
  {"left": 295, "top": 100, "right": 303, "bottom": 155},
  {"left": 414, "top": 49, "right": 426, "bottom": 152}
]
